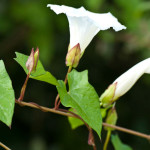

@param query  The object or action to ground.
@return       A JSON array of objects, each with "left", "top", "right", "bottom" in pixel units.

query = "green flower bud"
[
  {"left": 104, "top": 108, "right": 118, "bottom": 131},
  {"left": 66, "top": 43, "right": 81, "bottom": 68}
]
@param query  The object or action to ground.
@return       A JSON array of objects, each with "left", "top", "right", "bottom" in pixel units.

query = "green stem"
[{"left": 103, "top": 130, "right": 111, "bottom": 150}]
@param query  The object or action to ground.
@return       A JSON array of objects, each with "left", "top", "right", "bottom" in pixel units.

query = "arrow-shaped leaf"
[{"left": 57, "top": 69, "right": 102, "bottom": 137}]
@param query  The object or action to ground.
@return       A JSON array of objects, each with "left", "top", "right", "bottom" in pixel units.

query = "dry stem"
[{"left": 0, "top": 142, "right": 11, "bottom": 150}]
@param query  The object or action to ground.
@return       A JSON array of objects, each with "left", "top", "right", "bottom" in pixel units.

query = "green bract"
[
  {"left": 100, "top": 83, "right": 117, "bottom": 107},
  {"left": 105, "top": 108, "right": 118, "bottom": 131},
  {"left": 14, "top": 52, "right": 58, "bottom": 86},
  {"left": 57, "top": 69, "right": 102, "bottom": 137},
  {"left": 0, "top": 60, "right": 15, "bottom": 126}
]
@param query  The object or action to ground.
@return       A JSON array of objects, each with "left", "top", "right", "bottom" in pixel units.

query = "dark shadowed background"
[{"left": 0, "top": 0, "right": 150, "bottom": 149}]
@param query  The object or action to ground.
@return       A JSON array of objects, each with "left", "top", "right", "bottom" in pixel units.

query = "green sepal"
[
  {"left": 100, "top": 83, "right": 117, "bottom": 107},
  {"left": 32, "top": 48, "right": 39, "bottom": 72},
  {"left": 104, "top": 108, "right": 118, "bottom": 131},
  {"left": 66, "top": 43, "right": 81, "bottom": 68}
]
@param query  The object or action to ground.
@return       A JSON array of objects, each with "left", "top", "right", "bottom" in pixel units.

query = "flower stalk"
[
  {"left": 103, "top": 130, "right": 111, "bottom": 150},
  {"left": 18, "top": 48, "right": 39, "bottom": 101}
]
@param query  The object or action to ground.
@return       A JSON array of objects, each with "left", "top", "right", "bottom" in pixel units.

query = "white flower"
[
  {"left": 47, "top": 4, "right": 126, "bottom": 54},
  {"left": 100, "top": 58, "right": 150, "bottom": 107},
  {"left": 113, "top": 58, "right": 150, "bottom": 100}
]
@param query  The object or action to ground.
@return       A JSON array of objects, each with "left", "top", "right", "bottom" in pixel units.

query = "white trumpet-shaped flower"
[
  {"left": 47, "top": 4, "right": 126, "bottom": 54},
  {"left": 100, "top": 58, "right": 150, "bottom": 107},
  {"left": 113, "top": 58, "right": 150, "bottom": 99}
]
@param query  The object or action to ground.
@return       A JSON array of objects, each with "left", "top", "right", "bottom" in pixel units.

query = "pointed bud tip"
[
  {"left": 26, "top": 49, "right": 34, "bottom": 73},
  {"left": 26, "top": 48, "right": 40, "bottom": 73}
]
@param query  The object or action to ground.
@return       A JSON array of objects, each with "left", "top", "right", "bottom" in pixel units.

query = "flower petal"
[
  {"left": 113, "top": 58, "right": 150, "bottom": 99},
  {"left": 47, "top": 4, "right": 126, "bottom": 53},
  {"left": 68, "top": 16, "right": 100, "bottom": 53}
]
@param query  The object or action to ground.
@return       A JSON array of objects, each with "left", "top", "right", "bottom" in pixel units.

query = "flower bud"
[
  {"left": 66, "top": 43, "right": 81, "bottom": 68},
  {"left": 26, "top": 48, "right": 39, "bottom": 74},
  {"left": 104, "top": 108, "right": 118, "bottom": 131},
  {"left": 26, "top": 48, "right": 34, "bottom": 73}
]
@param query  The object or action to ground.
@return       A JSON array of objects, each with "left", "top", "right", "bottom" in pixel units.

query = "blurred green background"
[{"left": 0, "top": 0, "right": 150, "bottom": 149}]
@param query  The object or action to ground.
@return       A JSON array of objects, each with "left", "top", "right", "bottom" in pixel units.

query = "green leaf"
[
  {"left": 111, "top": 134, "right": 132, "bottom": 150},
  {"left": 68, "top": 108, "right": 84, "bottom": 129},
  {"left": 57, "top": 69, "right": 102, "bottom": 137},
  {"left": 0, "top": 60, "right": 15, "bottom": 126},
  {"left": 14, "top": 52, "right": 58, "bottom": 86}
]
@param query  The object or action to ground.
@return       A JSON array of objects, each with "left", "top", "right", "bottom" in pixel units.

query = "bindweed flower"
[
  {"left": 47, "top": 4, "right": 126, "bottom": 67},
  {"left": 100, "top": 58, "right": 150, "bottom": 107}
]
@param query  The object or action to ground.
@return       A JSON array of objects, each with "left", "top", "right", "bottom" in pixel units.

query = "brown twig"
[
  {"left": 88, "top": 128, "right": 97, "bottom": 150},
  {"left": 0, "top": 142, "right": 11, "bottom": 150},
  {"left": 102, "top": 123, "right": 150, "bottom": 141},
  {"left": 15, "top": 100, "right": 150, "bottom": 141},
  {"left": 15, "top": 99, "right": 73, "bottom": 117},
  {"left": 16, "top": 100, "right": 96, "bottom": 149}
]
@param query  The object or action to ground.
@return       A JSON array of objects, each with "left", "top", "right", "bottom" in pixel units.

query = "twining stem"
[
  {"left": 15, "top": 100, "right": 150, "bottom": 141},
  {"left": 54, "top": 66, "right": 72, "bottom": 109},
  {"left": 18, "top": 73, "right": 30, "bottom": 101},
  {"left": 88, "top": 128, "right": 97, "bottom": 150},
  {"left": 0, "top": 142, "right": 11, "bottom": 150},
  {"left": 103, "top": 130, "right": 111, "bottom": 150}
]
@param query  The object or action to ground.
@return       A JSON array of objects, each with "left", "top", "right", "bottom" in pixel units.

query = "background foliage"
[{"left": 0, "top": 0, "right": 150, "bottom": 149}]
